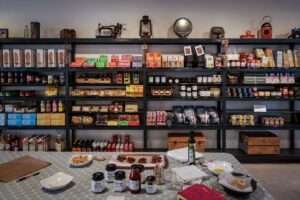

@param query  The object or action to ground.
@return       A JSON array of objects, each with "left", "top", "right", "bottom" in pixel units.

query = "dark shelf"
[
  {"left": 68, "top": 68, "right": 143, "bottom": 72},
  {"left": 146, "top": 124, "right": 222, "bottom": 130},
  {"left": 0, "top": 67, "right": 67, "bottom": 72},
  {"left": 225, "top": 149, "right": 300, "bottom": 163},
  {"left": 225, "top": 124, "right": 300, "bottom": 130},
  {"left": 0, "top": 96, "right": 66, "bottom": 101},
  {"left": 225, "top": 68, "right": 300, "bottom": 72},
  {"left": 226, "top": 83, "right": 299, "bottom": 87},
  {"left": 225, "top": 109, "right": 300, "bottom": 114},
  {"left": 70, "top": 83, "right": 141, "bottom": 86},
  {"left": 0, "top": 126, "right": 66, "bottom": 130},
  {"left": 147, "top": 97, "right": 221, "bottom": 101},
  {"left": 1, "top": 83, "right": 65, "bottom": 87},
  {"left": 147, "top": 83, "right": 221, "bottom": 86},
  {"left": 226, "top": 97, "right": 300, "bottom": 101},
  {"left": 68, "top": 97, "right": 144, "bottom": 101},
  {"left": 69, "top": 125, "right": 143, "bottom": 130},
  {"left": 70, "top": 111, "right": 142, "bottom": 115},
  {"left": 146, "top": 68, "right": 222, "bottom": 72}
]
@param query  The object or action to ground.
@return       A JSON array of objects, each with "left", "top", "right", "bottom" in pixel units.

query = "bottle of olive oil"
[{"left": 188, "top": 131, "right": 195, "bottom": 165}]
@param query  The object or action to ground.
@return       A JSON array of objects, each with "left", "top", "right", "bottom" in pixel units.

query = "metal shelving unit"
[{"left": 1, "top": 38, "right": 300, "bottom": 162}]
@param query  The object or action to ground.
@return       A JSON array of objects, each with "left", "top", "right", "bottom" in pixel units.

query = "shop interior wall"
[{"left": 1, "top": 0, "right": 300, "bottom": 149}]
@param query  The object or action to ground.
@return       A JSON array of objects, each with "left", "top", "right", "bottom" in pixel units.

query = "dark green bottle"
[{"left": 188, "top": 131, "right": 195, "bottom": 165}]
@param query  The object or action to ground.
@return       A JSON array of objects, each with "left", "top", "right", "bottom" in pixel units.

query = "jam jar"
[
  {"left": 7, "top": 72, "right": 14, "bottom": 84},
  {"left": 114, "top": 171, "right": 126, "bottom": 192},
  {"left": 91, "top": 172, "right": 106, "bottom": 193},
  {"left": 105, "top": 163, "right": 116, "bottom": 183},
  {"left": 146, "top": 176, "right": 157, "bottom": 194}
]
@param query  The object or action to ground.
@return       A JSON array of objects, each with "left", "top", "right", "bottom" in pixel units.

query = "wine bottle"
[{"left": 188, "top": 131, "right": 195, "bottom": 165}]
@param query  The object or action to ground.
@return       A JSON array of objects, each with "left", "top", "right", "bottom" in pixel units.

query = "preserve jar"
[
  {"left": 145, "top": 176, "right": 157, "bottom": 194},
  {"left": 91, "top": 172, "right": 106, "bottom": 193},
  {"left": 114, "top": 171, "right": 126, "bottom": 192},
  {"left": 132, "top": 164, "right": 145, "bottom": 183},
  {"left": 105, "top": 163, "right": 116, "bottom": 183},
  {"left": 129, "top": 165, "right": 141, "bottom": 194}
]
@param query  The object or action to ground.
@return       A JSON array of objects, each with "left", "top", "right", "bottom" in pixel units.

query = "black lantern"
[{"left": 139, "top": 16, "right": 152, "bottom": 38}]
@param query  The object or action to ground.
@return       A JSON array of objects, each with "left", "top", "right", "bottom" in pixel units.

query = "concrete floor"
[{"left": 243, "top": 164, "right": 300, "bottom": 200}]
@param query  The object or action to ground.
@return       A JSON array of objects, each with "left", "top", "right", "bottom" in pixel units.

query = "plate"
[
  {"left": 69, "top": 154, "right": 93, "bottom": 167},
  {"left": 207, "top": 160, "right": 233, "bottom": 175},
  {"left": 40, "top": 172, "right": 73, "bottom": 191},
  {"left": 218, "top": 172, "right": 257, "bottom": 195}
]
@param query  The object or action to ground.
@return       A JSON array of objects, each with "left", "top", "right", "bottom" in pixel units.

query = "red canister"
[{"left": 282, "top": 87, "right": 288, "bottom": 97}]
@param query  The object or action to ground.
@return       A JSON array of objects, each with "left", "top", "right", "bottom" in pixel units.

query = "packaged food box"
[
  {"left": 37, "top": 119, "right": 51, "bottom": 126},
  {"left": 125, "top": 102, "right": 138, "bottom": 112},
  {"left": 24, "top": 49, "right": 36, "bottom": 68},
  {"left": 0, "top": 49, "right": 2, "bottom": 67},
  {"left": 58, "top": 49, "right": 66, "bottom": 67},
  {"left": 7, "top": 113, "right": 22, "bottom": 120},
  {"left": 8, "top": 119, "right": 22, "bottom": 126},
  {"left": 22, "top": 113, "right": 37, "bottom": 120},
  {"left": 13, "top": 49, "right": 24, "bottom": 68},
  {"left": 0, "top": 113, "right": 6, "bottom": 126},
  {"left": 132, "top": 55, "right": 142, "bottom": 68},
  {"left": 50, "top": 119, "right": 65, "bottom": 126},
  {"left": 36, "top": 49, "right": 48, "bottom": 68},
  {"left": 22, "top": 119, "right": 36, "bottom": 126},
  {"left": 48, "top": 49, "right": 57, "bottom": 67},
  {"left": 50, "top": 113, "right": 65, "bottom": 120},
  {"left": 37, "top": 113, "right": 51, "bottom": 120},
  {"left": 5, "top": 104, "right": 14, "bottom": 113},
  {"left": 3, "top": 49, "right": 13, "bottom": 67}
]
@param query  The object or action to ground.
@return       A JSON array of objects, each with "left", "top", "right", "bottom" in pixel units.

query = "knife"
[{"left": 17, "top": 172, "right": 40, "bottom": 182}]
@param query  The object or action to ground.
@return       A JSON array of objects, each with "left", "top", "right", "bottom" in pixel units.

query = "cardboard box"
[
  {"left": 50, "top": 113, "right": 65, "bottom": 120},
  {"left": 239, "top": 132, "right": 280, "bottom": 155},
  {"left": 22, "top": 119, "right": 36, "bottom": 126},
  {"left": 36, "top": 49, "right": 48, "bottom": 68},
  {"left": 13, "top": 49, "right": 24, "bottom": 68},
  {"left": 48, "top": 49, "right": 57, "bottom": 67},
  {"left": 287, "top": 50, "right": 295, "bottom": 67},
  {"left": 7, "top": 120, "right": 22, "bottom": 126},
  {"left": 37, "top": 113, "right": 51, "bottom": 120},
  {"left": 50, "top": 119, "right": 65, "bottom": 126},
  {"left": 275, "top": 51, "right": 283, "bottom": 68},
  {"left": 3, "top": 49, "right": 13, "bottom": 67},
  {"left": 7, "top": 113, "right": 22, "bottom": 120},
  {"left": 58, "top": 49, "right": 65, "bottom": 67},
  {"left": 37, "top": 119, "right": 51, "bottom": 126},
  {"left": 22, "top": 113, "right": 37, "bottom": 120},
  {"left": 24, "top": 49, "right": 36, "bottom": 68}
]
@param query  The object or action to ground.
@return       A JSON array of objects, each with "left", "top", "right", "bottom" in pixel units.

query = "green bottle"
[{"left": 188, "top": 131, "right": 195, "bottom": 165}]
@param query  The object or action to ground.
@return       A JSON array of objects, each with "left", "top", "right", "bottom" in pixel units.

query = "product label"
[
  {"left": 114, "top": 179, "right": 126, "bottom": 192},
  {"left": 105, "top": 170, "right": 116, "bottom": 183},
  {"left": 129, "top": 180, "right": 140, "bottom": 191},
  {"left": 188, "top": 143, "right": 195, "bottom": 164},
  {"left": 91, "top": 180, "right": 105, "bottom": 193},
  {"left": 146, "top": 184, "right": 157, "bottom": 194}
]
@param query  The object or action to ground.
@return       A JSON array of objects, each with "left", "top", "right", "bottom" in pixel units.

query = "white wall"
[{"left": 1, "top": 0, "right": 300, "bottom": 150}]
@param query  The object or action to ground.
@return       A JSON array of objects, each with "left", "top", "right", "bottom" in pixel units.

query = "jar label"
[
  {"left": 114, "top": 179, "right": 126, "bottom": 192},
  {"left": 105, "top": 170, "right": 115, "bottom": 183},
  {"left": 91, "top": 180, "right": 105, "bottom": 193},
  {"left": 146, "top": 184, "right": 157, "bottom": 194},
  {"left": 129, "top": 180, "right": 140, "bottom": 191}
]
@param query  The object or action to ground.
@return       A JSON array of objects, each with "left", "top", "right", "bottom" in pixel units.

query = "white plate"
[
  {"left": 207, "top": 160, "right": 233, "bottom": 175},
  {"left": 40, "top": 172, "right": 73, "bottom": 191},
  {"left": 69, "top": 154, "right": 93, "bottom": 167}
]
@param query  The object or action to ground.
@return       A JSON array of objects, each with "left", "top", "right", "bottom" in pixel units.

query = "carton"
[
  {"left": 22, "top": 120, "right": 36, "bottom": 126},
  {"left": 58, "top": 49, "right": 65, "bottom": 67},
  {"left": 13, "top": 49, "right": 24, "bottom": 68},
  {"left": 24, "top": 49, "right": 36, "bottom": 68},
  {"left": 48, "top": 49, "right": 58, "bottom": 67},
  {"left": 3, "top": 49, "right": 13, "bottom": 67},
  {"left": 37, "top": 119, "right": 51, "bottom": 126},
  {"left": 8, "top": 120, "right": 22, "bottom": 126},
  {"left": 37, "top": 49, "right": 48, "bottom": 68}
]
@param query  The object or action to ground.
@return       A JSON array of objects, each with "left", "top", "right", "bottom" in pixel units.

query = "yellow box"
[
  {"left": 51, "top": 119, "right": 65, "bottom": 126},
  {"left": 37, "top": 113, "right": 51, "bottom": 120},
  {"left": 37, "top": 119, "right": 51, "bottom": 126},
  {"left": 50, "top": 113, "right": 65, "bottom": 120}
]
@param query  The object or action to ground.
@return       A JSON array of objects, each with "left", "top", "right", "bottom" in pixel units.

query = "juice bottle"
[{"left": 129, "top": 165, "right": 141, "bottom": 194}]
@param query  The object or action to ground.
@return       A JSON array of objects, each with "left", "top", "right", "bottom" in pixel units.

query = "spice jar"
[
  {"left": 148, "top": 76, "right": 154, "bottom": 83},
  {"left": 91, "top": 172, "right": 106, "bottom": 193},
  {"left": 114, "top": 171, "right": 126, "bottom": 192},
  {"left": 180, "top": 85, "right": 186, "bottom": 91},
  {"left": 180, "top": 91, "right": 186, "bottom": 97},
  {"left": 146, "top": 176, "right": 157, "bottom": 194},
  {"left": 105, "top": 163, "right": 116, "bottom": 183},
  {"left": 129, "top": 165, "right": 141, "bottom": 194}
]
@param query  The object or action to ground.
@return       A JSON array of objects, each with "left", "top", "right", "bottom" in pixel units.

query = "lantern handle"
[{"left": 261, "top": 15, "right": 272, "bottom": 25}]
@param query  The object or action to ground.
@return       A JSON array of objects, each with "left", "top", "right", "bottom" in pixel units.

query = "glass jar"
[
  {"left": 148, "top": 76, "right": 154, "bottom": 83},
  {"left": 46, "top": 101, "right": 51, "bottom": 113},
  {"left": 146, "top": 176, "right": 157, "bottom": 194},
  {"left": 105, "top": 163, "right": 116, "bottom": 183},
  {"left": 91, "top": 172, "right": 106, "bottom": 193},
  {"left": 114, "top": 171, "right": 126, "bottom": 192},
  {"left": 129, "top": 165, "right": 141, "bottom": 194},
  {"left": 40, "top": 101, "right": 46, "bottom": 113},
  {"left": 0, "top": 72, "right": 6, "bottom": 84},
  {"left": 7, "top": 72, "right": 14, "bottom": 84},
  {"left": 132, "top": 164, "right": 145, "bottom": 183}
]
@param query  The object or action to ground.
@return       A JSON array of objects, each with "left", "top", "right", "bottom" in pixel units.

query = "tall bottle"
[
  {"left": 188, "top": 131, "right": 195, "bottom": 165},
  {"left": 24, "top": 25, "right": 29, "bottom": 38}
]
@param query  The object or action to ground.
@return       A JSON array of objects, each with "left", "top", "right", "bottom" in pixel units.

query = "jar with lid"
[
  {"left": 46, "top": 101, "right": 51, "bottom": 113},
  {"left": 0, "top": 72, "right": 6, "bottom": 84},
  {"left": 146, "top": 176, "right": 157, "bottom": 194},
  {"left": 161, "top": 76, "right": 167, "bottom": 83},
  {"left": 148, "top": 76, "right": 154, "bottom": 83},
  {"left": 105, "top": 163, "right": 116, "bottom": 183},
  {"left": 114, "top": 171, "right": 126, "bottom": 192},
  {"left": 155, "top": 76, "right": 160, "bottom": 84},
  {"left": 91, "top": 172, "right": 106, "bottom": 193},
  {"left": 129, "top": 165, "right": 141, "bottom": 194},
  {"left": 7, "top": 72, "right": 14, "bottom": 84}
]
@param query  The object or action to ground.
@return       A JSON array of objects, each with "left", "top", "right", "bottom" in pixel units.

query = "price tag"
[{"left": 254, "top": 105, "right": 267, "bottom": 112}]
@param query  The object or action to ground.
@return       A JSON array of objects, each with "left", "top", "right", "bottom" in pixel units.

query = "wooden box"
[
  {"left": 239, "top": 132, "right": 280, "bottom": 155},
  {"left": 168, "top": 132, "right": 206, "bottom": 152}
]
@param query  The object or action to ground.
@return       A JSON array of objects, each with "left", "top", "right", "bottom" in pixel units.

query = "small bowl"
[
  {"left": 207, "top": 160, "right": 233, "bottom": 175},
  {"left": 218, "top": 172, "right": 257, "bottom": 195}
]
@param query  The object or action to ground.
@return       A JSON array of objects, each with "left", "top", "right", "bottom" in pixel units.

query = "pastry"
[{"left": 72, "top": 116, "right": 81, "bottom": 125}]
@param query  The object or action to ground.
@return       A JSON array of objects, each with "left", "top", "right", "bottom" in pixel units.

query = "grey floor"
[{"left": 243, "top": 164, "right": 300, "bottom": 200}]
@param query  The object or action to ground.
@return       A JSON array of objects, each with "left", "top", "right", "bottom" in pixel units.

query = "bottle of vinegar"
[{"left": 188, "top": 131, "right": 195, "bottom": 165}]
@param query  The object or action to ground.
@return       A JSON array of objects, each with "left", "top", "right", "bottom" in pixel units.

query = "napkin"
[
  {"left": 172, "top": 165, "right": 207, "bottom": 182},
  {"left": 167, "top": 147, "right": 203, "bottom": 162}
]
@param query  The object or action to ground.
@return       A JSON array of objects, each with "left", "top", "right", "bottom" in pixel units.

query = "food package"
[
  {"left": 131, "top": 55, "right": 142, "bottom": 68},
  {"left": 293, "top": 50, "right": 300, "bottom": 67},
  {"left": 3, "top": 49, "right": 13, "bottom": 67},
  {"left": 183, "top": 107, "right": 196, "bottom": 126},
  {"left": 264, "top": 48, "right": 275, "bottom": 67},
  {"left": 58, "top": 49, "right": 65, "bottom": 67},
  {"left": 204, "top": 54, "right": 214, "bottom": 68},
  {"left": 0, "top": 50, "right": 2, "bottom": 67},
  {"left": 255, "top": 49, "right": 265, "bottom": 58},
  {"left": 37, "top": 119, "right": 51, "bottom": 126},
  {"left": 50, "top": 113, "right": 65, "bottom": 120},
  {"left": 107, "top": 115, "right": 118, "bottom": 126},
  {"left": 118, "top": 115, "right": 130, "bottom": 126},
  {"left": 36, "top": 49, "right": 48, "bottom": 67},
  {"left": 95, "top": 115, "right": 107, "bottom": 126},
  {"left": 275, "top": 51, "right": 283, "bottom": 68},
  {"left": 48, "top": 49, "right": 58, "bottom": 67},
  {"left": 129, "top": 115, "right": 140, "bottom": 126},
  {"left": 71, "top": 116, "right": 81, "bottom": 125},
  {"left": 261, "top": 56, "right": 269, "bottom": 67},
  {"left": 45, "top": 86, "right": 58, "bottom": 97},
  {"left": 72, "top": 106, "right": 81, "bottom": 112},
  {"left": 125, "top": 102, "right": 138, "bottom": 112},
  {"left": 13, "top": 49, "right": 24, "bottom": 68},
  {"left": 287, "top": 50, "right": 295, "bottom": 67},
  {"left": 146, "top": 111, "right": 157, "bottom": 126},
  {"left": 91, "top": 105, "right": 100, "bottom": 112},
  {"left": 100, "top": 105, "right": 109, "bottom": 112},
  {"left": 24, "top": 49, "right": 36, "bottom": 68},
  {"left": 82, "top": 106, "right": 91, "bottom": 112},
  {"left": 71, "top": 89, "right": 85, "bottom": 96},
  {"left": 173, "top": 106, "right": 184, "bottom": 124},
  {"left": 0, "top": 113, "right": 6, "bottom": 126},
  {"left": 82, "top": 115, "right": 94, "bottom": 125},
  {"left": 283, "top": 52, "right": 289, "bottom": 68},
  {"left": 162, "top": 55, "right": 168, "bottom": 67},
  {"left": 37, "top": 113, "right": 51, "bottom": 120}
]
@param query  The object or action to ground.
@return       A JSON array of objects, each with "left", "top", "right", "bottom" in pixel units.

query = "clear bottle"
[{"left": 24, "top": 25, "right": 29, "bottom": 38}]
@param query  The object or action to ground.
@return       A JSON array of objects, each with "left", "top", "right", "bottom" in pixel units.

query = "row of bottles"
[
  {"left": 40, "top": 100, "right": 65, "bottom": 113},
  {"left": 0, "top": 134, "right": 19, "bottom": 151}
]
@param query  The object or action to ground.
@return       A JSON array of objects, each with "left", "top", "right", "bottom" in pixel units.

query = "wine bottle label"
[{"left": 129, "top": 180, "right": 139, "bottom": 191}]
